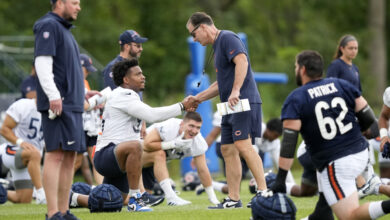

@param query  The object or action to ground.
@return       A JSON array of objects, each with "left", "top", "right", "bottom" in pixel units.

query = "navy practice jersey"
[
  {"left": 281, "top": 78, "right": 368, "bottom": 171},
  {"left": 326, "top": 58, "right": 361, "bottom": 92},
  {"left": 213, "top": 30, "right": 261, "bottom": 104}
]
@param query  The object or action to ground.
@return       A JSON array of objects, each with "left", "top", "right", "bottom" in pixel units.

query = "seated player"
[
  {"left": 142, "top": 112, "right": 219, "bottom": 206},
  {"left": 68, "top": 59, "right": 197, "bottom": 211},
  {"left": 0, "top": 98, "right": 46, "bottom": 204}
]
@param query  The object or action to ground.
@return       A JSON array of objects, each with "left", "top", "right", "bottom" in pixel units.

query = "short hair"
[
  {"left": 266, "top": 118, "right": 282, "bottom": 134},
  {"left": 296, "top": 50, "right": 324, "bottom": 79},
  {"left": 112, "top": 59, "right": 139, "bottom": 86},
  {"left": 188, "top": 12, "right": 214, "bottom": 27},
  {"left": 183, "top": 112, "right": 202, "bottom": 123},
  {"left": 51, "top": 0, "right": 65, "bottom": 10},
  {"left": 333, "top": 35, "right": 357, "bottom": 59}
]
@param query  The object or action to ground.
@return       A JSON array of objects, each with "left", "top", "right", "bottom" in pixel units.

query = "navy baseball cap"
[
  {"left": 50, "top": 0, "right": 57, "bottom": 4},
  {"left": 80, "top": 54, "right": 97, "bottom": 73},
  {"left": 119, "top": 30, "right": 148, "bottom": 45}
]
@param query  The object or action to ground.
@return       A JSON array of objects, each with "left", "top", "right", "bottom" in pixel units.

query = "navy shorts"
[
  {"left": 41, "top": 111, "right": 86, "bottom": 152},
  {"left": 93, "top": 143, "right": 128, "bottom": 194},
  {"left": 298, "top": 151, "right": 317, "bottom": 186},
  {"left": 142, "top": 166, "right": 157, "bottom": 190},
  {"left": 221, "top": 103, "right": 262, "bottom": 145}
]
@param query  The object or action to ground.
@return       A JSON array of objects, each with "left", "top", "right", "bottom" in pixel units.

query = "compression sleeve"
[
  {"left": 356, "top": 105, "right": 376, "bottom": 132},
  {"left": 35, "top": 56, "right": 61, "bottom": 101},
  {"left": 280, "top": 128, "right": 299, "bottom": 159},
  {"left": 126, "top": 100, "right": 182, "bottom": 123}
]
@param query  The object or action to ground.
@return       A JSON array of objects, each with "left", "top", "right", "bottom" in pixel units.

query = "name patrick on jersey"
[{"left": 307, "top": 83, "right": 338, "bottom": 99}]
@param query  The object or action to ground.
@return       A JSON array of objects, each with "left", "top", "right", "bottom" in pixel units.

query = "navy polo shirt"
[
  {"left": 102, "top": 55, "right": 124, "bottom": 90},
  {"left": 102, "top": 55, "right": 143, "bottom": 99},
  {"left": 33, "top": 12, "right": 84, "bottom": 112},
  {"left": 20, "top": 75, "right": 37, "bottom": 98},
  {"left": 213, "top": 30, "right": 261, "bottom": 103},
  {"left": 281, "top": 78, "right": 367, "bottom": 171},
  {"left": 326, "top": 58, "right": 362, "bottom": 92}
]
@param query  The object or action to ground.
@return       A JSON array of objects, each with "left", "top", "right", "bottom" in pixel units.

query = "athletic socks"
[
  {"left": 308, "top": 193, "right": 334, "bottom": 220},
  {"left": 160, "top": 178, "right": 177, "bottom": 199},
  {"left": 129, "top": 189, "right": 141, "bottom": 197},
  {"left": 212, "top": 181, "right": 225, "bottom": 192}
]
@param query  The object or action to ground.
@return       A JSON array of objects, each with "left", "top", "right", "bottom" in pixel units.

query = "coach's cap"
[
  {"left": 119, "top": 30, "right": 148, "bottom": 45},
  {"left": 50, "top": 0, "right": 57, "bottom": 4},
  {"left": 80, "top": 54, "right": 97, "bottom": 73}
]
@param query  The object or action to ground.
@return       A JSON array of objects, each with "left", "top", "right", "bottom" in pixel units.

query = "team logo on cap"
[{"left": 43, "top": 32, "right": 50, "bottom": 39}]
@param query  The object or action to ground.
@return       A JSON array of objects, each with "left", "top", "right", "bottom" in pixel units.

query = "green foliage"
[{"left": 0, "top": 0, "right": 388, "bottom": 115}]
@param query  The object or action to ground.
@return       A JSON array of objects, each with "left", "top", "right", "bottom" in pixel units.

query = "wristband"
[
  {"left": 179, "top": 102, "right": 184, "bottom": 111},
  {"left": 380, "top": 128, "right": 388, "bottom": 139},
  {"left": 16, "top": 138, "right": 24, "bottom": 146}
]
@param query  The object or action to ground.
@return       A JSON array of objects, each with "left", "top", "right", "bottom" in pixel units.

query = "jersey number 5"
[{"left": 315, "top": 97, "right": 352, "bottom": 140}]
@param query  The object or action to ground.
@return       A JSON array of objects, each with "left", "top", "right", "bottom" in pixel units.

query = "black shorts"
[
  {"left": 41, "top": 111, "right": 85, "bottom": 152},
  {"left": 85, "top": 131, "right": 97, "bottom": 147},
  {"left": 221, "top": 103, "right": 262, "bottom": 145},
  {"left": 298, "top": 151, "right": 317, "bottom": 186},
  {"left": 142, "top": 166, "right": 158, "bottom": 190},
  {"left": 94, "top": 143, "right": 128, "bottom": 194}
]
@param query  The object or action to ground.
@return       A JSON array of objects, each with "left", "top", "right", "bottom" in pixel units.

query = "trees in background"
[{"left": 0, "top": 0, "right": 387, "bottom": 116}]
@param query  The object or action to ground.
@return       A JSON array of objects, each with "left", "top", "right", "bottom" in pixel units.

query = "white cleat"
[
  {"left": 358, "top": 174, "right": 382, "bottom": 199},
  {"left": 167, "top": 196, "right": 191, "bottom": 206}
]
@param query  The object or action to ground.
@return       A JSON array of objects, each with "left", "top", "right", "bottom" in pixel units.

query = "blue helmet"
[
  {"left": 88, "top": 184, "right": 123, "bottom": 212},
  {"left": 265, "top": 172, "right": 277, "bottom": 188},
  {"left": 72, "top": 182, "right": 92, "bottom": 195},
  {"left": 0, "top": 184, "right": 6, "bottom": 204},
  {"left": 251, "top": 192, "right": 296, "bottom": 220}
]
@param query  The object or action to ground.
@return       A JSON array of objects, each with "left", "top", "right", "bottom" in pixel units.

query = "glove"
[
  {"left": 383, "top": 142, "right": 390, "bottom": 159},
  {"left": 161, "top": 132, "right": 192, "bottom": 150}
]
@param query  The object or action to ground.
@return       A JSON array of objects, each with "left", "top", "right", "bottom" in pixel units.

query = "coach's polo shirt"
[
  {"left": 33, "top": 12, "right": 84, "bottom": 112},
  {"left": 326, "top": 58, "right": 362, "bottom": 92},
  {"left": 213, "top": 30, "right": 261, "bottom": 104}
]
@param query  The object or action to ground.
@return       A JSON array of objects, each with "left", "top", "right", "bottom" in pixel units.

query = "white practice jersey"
[
  {"left": 83, "top": 89, "right": 101, "bottom": 136},
  {"left": 147, "top": 118, "right": 208, "bottom": 160},
  {"left": 383, "top": 87, "right": 390, "bottom": 108},
  {"left": 96, "top": 87, "right": 181, "bottom": 152},
  {"left": 255, "top": 123, "right": 280, "bottom": 153},
  {"left": 4, "top": 98, "right": 44, "bottom": 153},
  {"left": 212, "top": 112, "right": 222, "bottom": 143}
]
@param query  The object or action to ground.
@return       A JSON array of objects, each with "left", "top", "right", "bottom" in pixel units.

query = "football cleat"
[
  {"left": 167, "top": 196, "right": 191, "bottom": 206},
  {"left": 208, "top": 197, "right": 242, "bottom": 209},
  {"left": 62, "top": 210, "right": 80, "bottom": 220},
  {"left": 127, "top": 193, "right": 153, "bottom": 212},
  {"left": 141, "top": 192, "right": 164, "bottom": 207},
  {"left": 358, "top": 174, "right": 381, "bottom": 199},
  {"left": 45, "top": 212, "right": 64, "bottom": 220}
]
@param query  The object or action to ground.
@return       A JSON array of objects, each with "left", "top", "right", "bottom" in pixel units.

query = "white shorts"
[
  {"left": 0, "top": 143, "right": 31, "bottom": 182},
  {"left": 317, "top": 148, "right": 368, "bottom": 206}
]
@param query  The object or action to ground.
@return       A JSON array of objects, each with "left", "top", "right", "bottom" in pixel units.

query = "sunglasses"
[{"left": 190, "top": 25, "right": 201, "bottom": 38}]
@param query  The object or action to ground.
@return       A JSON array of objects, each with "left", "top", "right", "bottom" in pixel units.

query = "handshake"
[{"left": 180, "top": 95, "right": 201, "bottom": 112}]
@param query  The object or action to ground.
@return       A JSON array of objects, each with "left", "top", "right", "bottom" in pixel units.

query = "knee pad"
[{"left": 88, "top": 184, "right": 123, "bottom": 212}]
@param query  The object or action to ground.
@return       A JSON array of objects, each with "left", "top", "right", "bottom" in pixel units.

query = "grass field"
[{"left": 1, "top": 170, "right": 390, "bottom": 219}]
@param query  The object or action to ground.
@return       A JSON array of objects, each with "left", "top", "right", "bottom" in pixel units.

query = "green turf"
[{"left": 2, "top": 170, "right": 390, "bottom": 219}]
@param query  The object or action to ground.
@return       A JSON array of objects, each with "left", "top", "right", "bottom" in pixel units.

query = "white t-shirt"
[
  {"left": 4, "top": 98, "right": 44, "bottom": 153},
  {"left": 83, "top": 89, "right": 101, "bottom": 136},
  {"left": 147, "top": 118, "right": 208, "bottom": 160},
  {"left": 96, "top": 87, "right": 181, "bottom": 152},
  {"left": 255, "top": 123, "right": 280, "bottom": 153},
  {"left": 384, "top": 87, "right": 390, "bottom": 108},
  {"left": 212, "top": 112, "right": 222, "bottom": 143}
]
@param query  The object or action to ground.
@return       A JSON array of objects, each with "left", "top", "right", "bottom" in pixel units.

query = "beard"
[
  {"left": 296, "top": 72, "right": 302, "bottom": 86},
  {"left": 129, "top": 50, "right": 140, "bottom": 59},
  {"left": 62, "top": 11, "right": 76, "bottom": 22}
]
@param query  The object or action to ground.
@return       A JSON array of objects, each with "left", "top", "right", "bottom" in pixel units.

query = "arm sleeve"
[
  {"left": 124, "top": 99, "right": 182, "bottom": 123},
  {"left": 35, "top": 56, "right": 61, "bottom": 101}
]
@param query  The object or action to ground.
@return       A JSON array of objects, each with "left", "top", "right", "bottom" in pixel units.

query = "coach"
[{"left": 33, "top": 0, "right": 83, "bottom": 219}]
